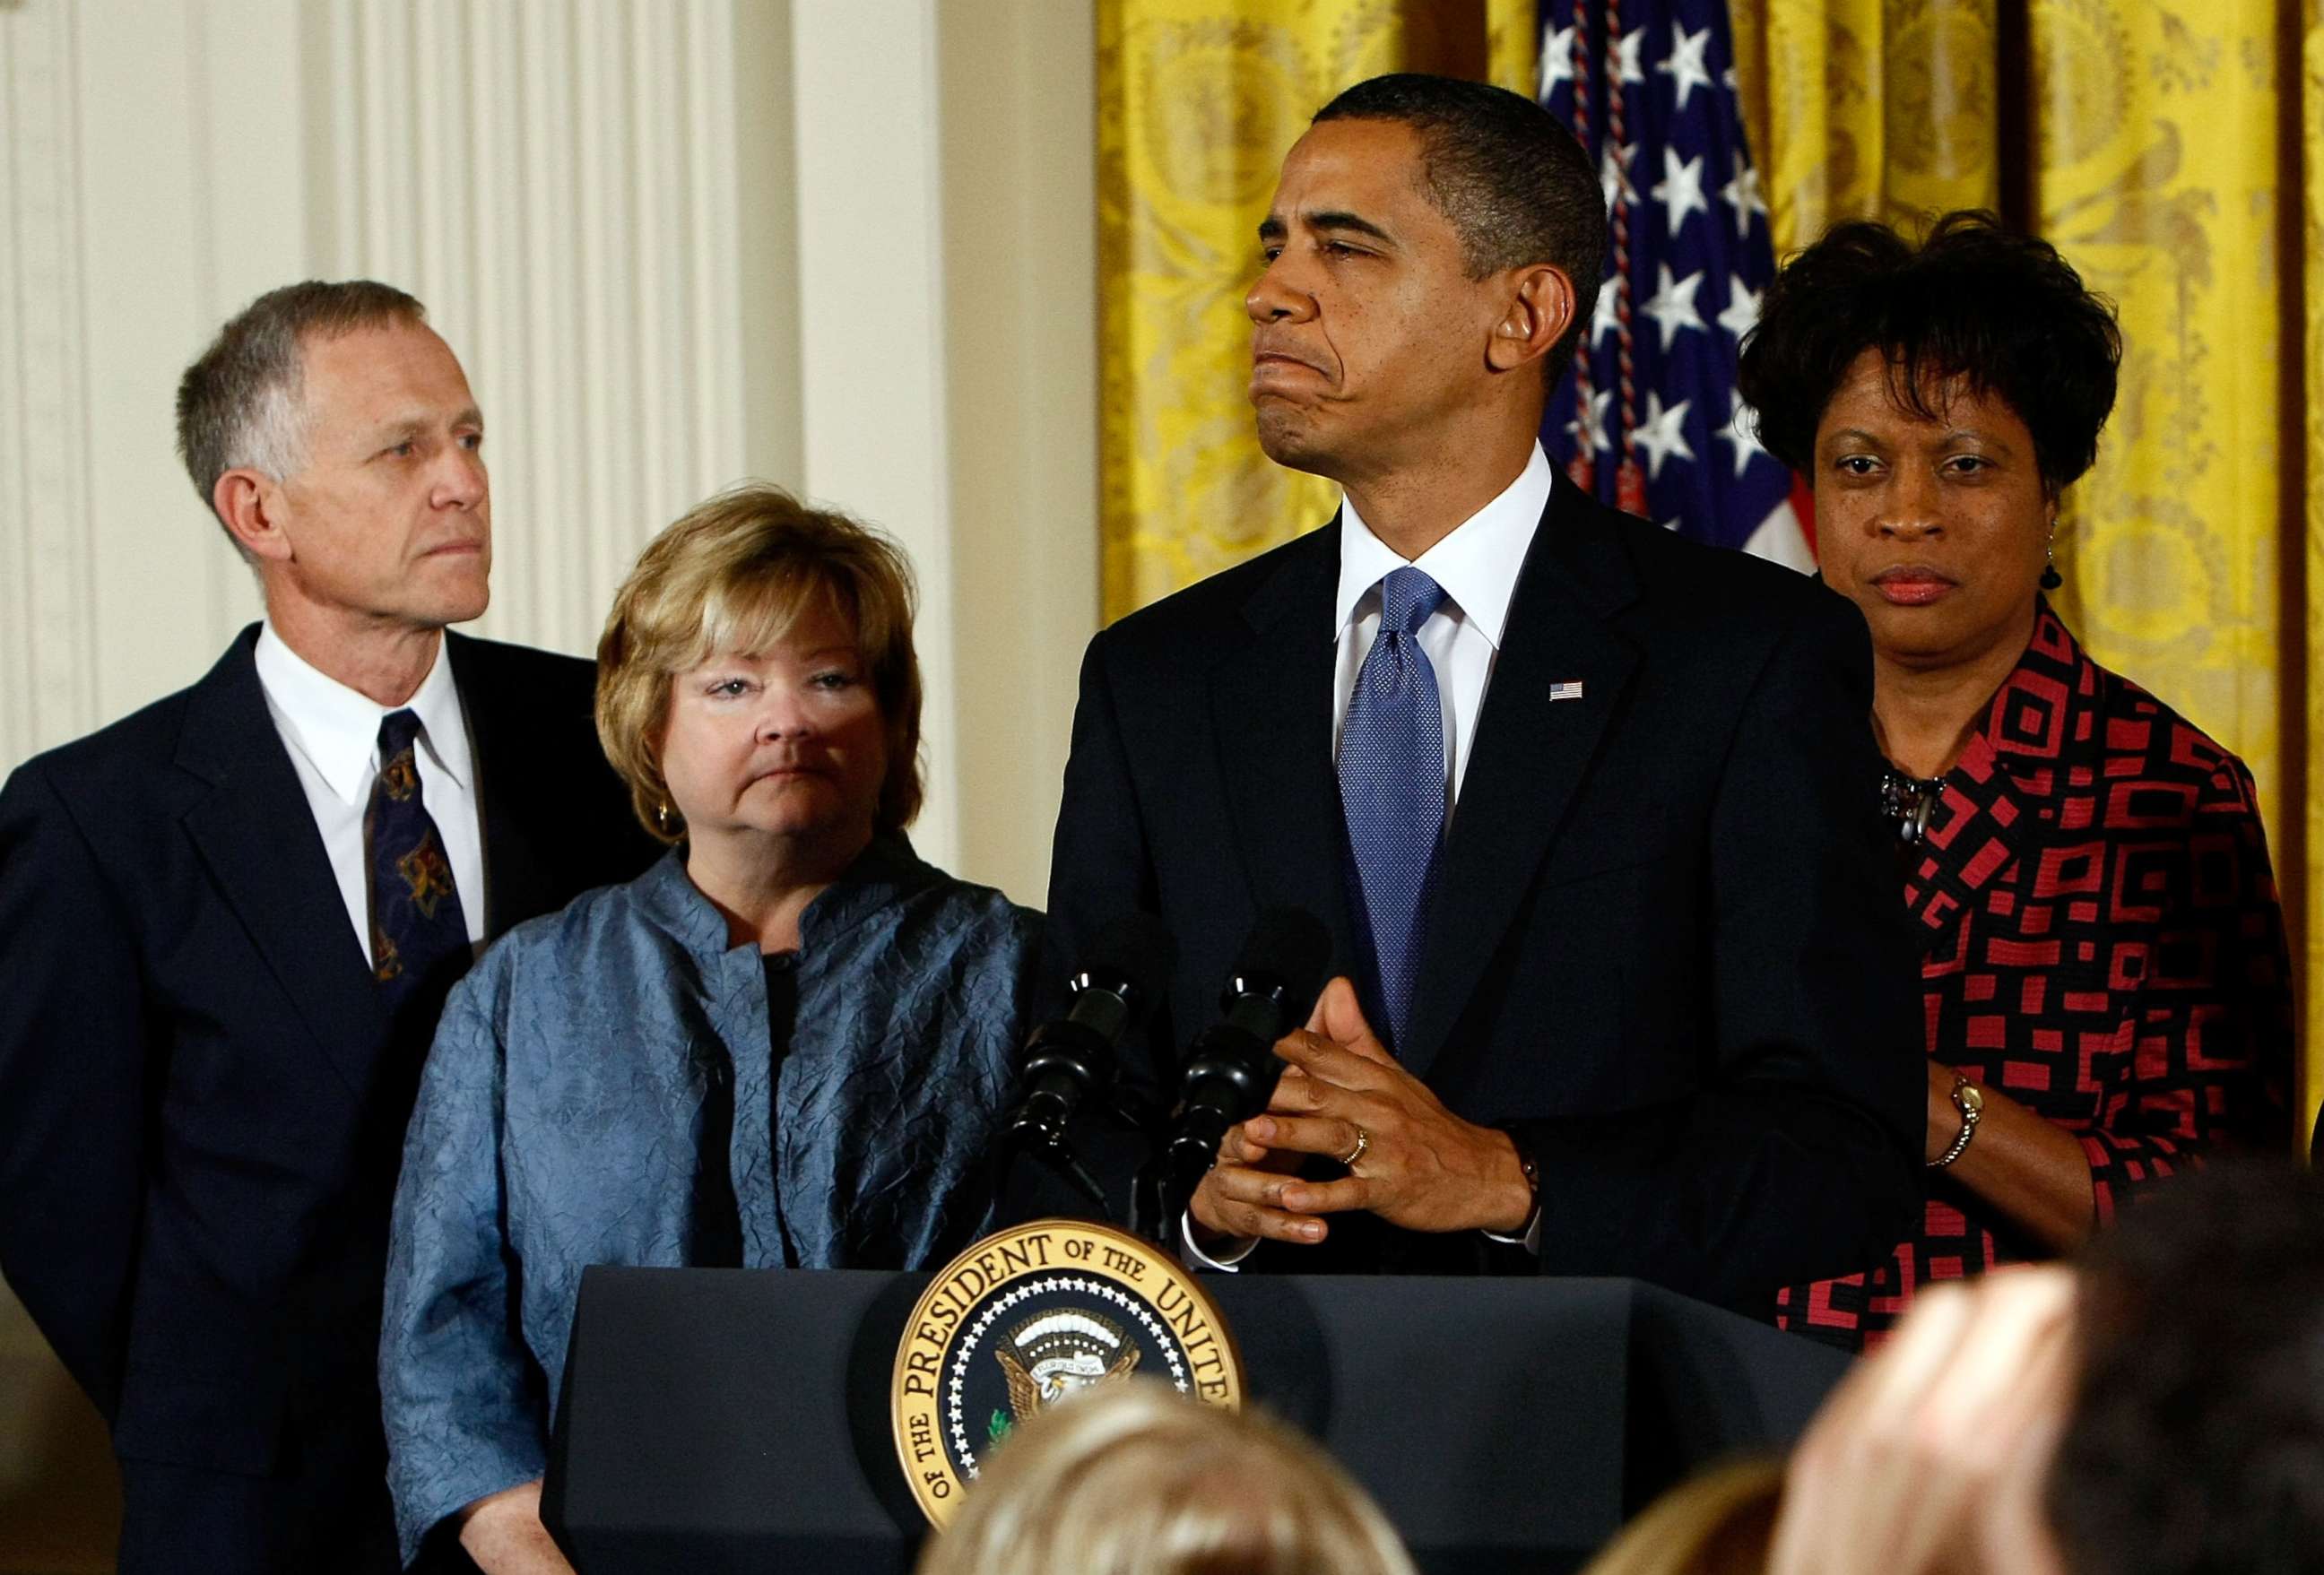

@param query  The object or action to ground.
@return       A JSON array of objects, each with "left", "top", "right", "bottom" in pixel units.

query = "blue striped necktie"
[{"left": 1337, "top": 566, "right": 1449, "bottom": 1053}]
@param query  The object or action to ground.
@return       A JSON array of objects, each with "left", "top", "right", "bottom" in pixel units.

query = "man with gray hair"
[{"left": 0, "top": 282, "right": 654, "bottom": 1572}]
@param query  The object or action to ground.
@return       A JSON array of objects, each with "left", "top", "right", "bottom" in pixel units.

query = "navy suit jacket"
[
  {"left": 0, "top": 625, "right": 655, "bottom": 1562},
  {"left": 1045, "top": 474, "right": 1925, "bottom": 1311}
]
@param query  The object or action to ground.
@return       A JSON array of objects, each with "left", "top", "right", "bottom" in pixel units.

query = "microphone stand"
[
  {"left": 996, "top": 1082, "right": 1173, "bottom": 1243},
  {"left": 1135, "top": 1138, "right": 1175, "bottom": 1250},
  {"left": 998, "top": 1116, "right": 1112, "bottom": 1217}
]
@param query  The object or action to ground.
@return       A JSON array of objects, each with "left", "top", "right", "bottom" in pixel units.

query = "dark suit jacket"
[
  {"left": 1045, "top": 476, "right": 1924, "bottom": 1311},
  {"left": 0, "top": 625, "right": 657, "bottom": 1569}
]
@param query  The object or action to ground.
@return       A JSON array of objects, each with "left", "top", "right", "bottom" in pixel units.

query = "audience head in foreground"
[
  {"left": 1578, "top": 1460, "right": 1782, "bottom": 1575},
  {"left": 382, "top": 484, "right": 1035, "bottom": 1569},
  {"left": 917, "top": 1381, "right": 1418, "bottom": 1575},
  {"left": 2050, "top": 1160, "right": 2324, "bottom": 1575},
  {"left": 1739, "top": 212, "right": 2291, "bottom": 1347},
  {"left": 1768, "top": 1162, "right": 2324, "bottom": 1575}
]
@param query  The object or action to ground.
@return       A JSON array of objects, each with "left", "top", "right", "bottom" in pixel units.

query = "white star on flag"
[
  {"left": 1720, "top": 151, "right": 1768, "bottom": 238},
  {"left": 1657, "top": 25, "right": 1715, "bottom": 110},
  {"left": 1600, "top": 140, "right": 1638, "bottom": 212},
  {"left": 1717, "top": 275, "right": 1762, "bottom": 341},
  {"left": 1540, "top": 23, "right": 1576, "bottom": 97},
  {"left": 1567, "top": 387, "right": 1613, "bottom": 454},
  {"left": 1652, "top": 147, "right": 1708, "bottom": 235},
  {"left": 1634, "top": 391, "right": 1695, "bottom": 480},
  {"left": 1642, "top": 264, "right": 1705, "bottom": 350},
  {"left": 1612, "top": 27, "right": 1646, "bottom": 84},
  {"left": 1714, "top": 389, "right": 1767, "bottom": 479},
  {"left": 1591, "top": 272, "right": 1625, "bottom": 349}
]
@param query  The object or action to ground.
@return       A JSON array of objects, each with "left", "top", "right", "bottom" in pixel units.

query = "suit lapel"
[
  {"left": 176, "top": 629, "right": 389, "bottom": 1097},
  {"left": 1210, "top": 524, "right": 1359, "bottom": 972},
  {"left": 448, "top": 634, "right": 556, "bottom": 938},
  {"left": 1400, "top": 480, "right": 1643, "bottom": 1080}
]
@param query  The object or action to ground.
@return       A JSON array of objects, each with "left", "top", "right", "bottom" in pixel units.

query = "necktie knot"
[
  {"left": 377, "top": 707, "right": 422, "bottom": 759},
  {"left": 1380, "top": 567, "right": 1447, "bottom": 639}
]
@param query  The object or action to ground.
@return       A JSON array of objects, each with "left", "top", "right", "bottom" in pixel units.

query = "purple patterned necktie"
[
  {"left": 366, "top": 708, "right": 471, "bottom": 1022},
  {"left": 1338, "top": 567, "right": 1449, "bottom": 1053}
]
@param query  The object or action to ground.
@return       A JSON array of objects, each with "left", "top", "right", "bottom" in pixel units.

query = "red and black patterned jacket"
[{"left": 1777, "top": 603, "right": 2294, "bottom": 1350}]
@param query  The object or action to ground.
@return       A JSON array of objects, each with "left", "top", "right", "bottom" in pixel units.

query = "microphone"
[
  {"left": 1004, "top": 913, "right": 1177, "bottom": 1207},
  {"left": 1163, "top": 907, "right": 1333, "bottom": 1208}
]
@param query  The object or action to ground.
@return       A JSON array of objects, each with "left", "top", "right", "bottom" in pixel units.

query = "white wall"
[
  {"left": 939, "top": 0, "right": 1099, "bottom": 901},
  {"left": 0, "top": 0, "right": 1097, "bottom": 1561}
]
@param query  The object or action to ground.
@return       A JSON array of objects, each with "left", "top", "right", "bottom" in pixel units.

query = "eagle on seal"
[{"left": 996, "top": 1309, "right": 1141, "bottom": 1423}]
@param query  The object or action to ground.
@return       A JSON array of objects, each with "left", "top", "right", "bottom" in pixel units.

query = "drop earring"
[{"left": 2041, "top": 524, "right": 2063, "bottom": 591}]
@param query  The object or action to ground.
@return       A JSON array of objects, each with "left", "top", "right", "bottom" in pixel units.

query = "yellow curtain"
[
  {"left": 1730, "top": 0, "right": 2000, "bottom": 242},
  {"left": 1096, "top": 1, "right": 1533, "bottom": 619},
  {"left": 1736, "top": 0, "right": 2315, "bottom": 1144},
  {"left": 2305, "top": 0, "right": 2324, "bottom": 1152}
]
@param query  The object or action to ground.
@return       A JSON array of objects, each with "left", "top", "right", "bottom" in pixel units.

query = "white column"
[
  {"left": 789, "top": 0, "right": 960, "bottom": 871},
  {"left": 0, "top": 0, "right": 308, "bottom": 769}
]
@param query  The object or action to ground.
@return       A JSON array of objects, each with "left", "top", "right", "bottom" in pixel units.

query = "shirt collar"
[
  {"left": 1332, "top": 441, "right": 1552, "bottom": 646},
  {"left": 253, "top": 621, "right": 473, "bottom": 806},
  {"left": 634, "top": 834, "right": 940, "bottom": 963}
]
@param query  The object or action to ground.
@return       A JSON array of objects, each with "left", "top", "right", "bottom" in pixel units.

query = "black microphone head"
[
  {"left": 1228, "top": 906, "right": 1331, "bottom": 1020},
  {"left": 1078, "top": 912, "right": 1177, "bottom": 1011}
]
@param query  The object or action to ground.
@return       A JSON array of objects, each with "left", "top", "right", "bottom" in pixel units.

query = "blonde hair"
[
  {"left": 595, "top": 483, "right": 924, "bottom": 842},
  {"left": 916, "top": 1381, "right": 1418, "bottom": 1575},
  {"left": 1578, "top": 1459, "right": 1782, "bottom": 1575}
]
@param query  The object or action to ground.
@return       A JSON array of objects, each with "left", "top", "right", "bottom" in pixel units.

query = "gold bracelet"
[{"left": 1928, "top": 1074, "right": 1984, "bottom": 1169}]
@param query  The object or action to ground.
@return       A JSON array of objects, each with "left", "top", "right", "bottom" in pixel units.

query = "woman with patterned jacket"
[{"left": 1737, "top": 212, "right": 2294, "bottom": 1350}]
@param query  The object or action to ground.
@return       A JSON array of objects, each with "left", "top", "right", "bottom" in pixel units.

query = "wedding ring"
[{"left": 1338, "top": 1125, "right": 1370, "bottom": 1169}]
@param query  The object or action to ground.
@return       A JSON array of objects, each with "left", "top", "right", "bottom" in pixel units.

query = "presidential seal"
[{"left": 890, "top": 1218, "right": 1244, "bottom": 1527}]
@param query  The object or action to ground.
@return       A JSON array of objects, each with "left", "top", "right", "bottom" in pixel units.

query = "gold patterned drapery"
[
  {"left": 1097, "top": 1, "right": 1537, "bottom": 617},
  {"left": 2295, "top": 0, "right": 2314, "bottom": 1147},
  {"left": 1731, "top": 0, "right": 2317, "bottom": 1142},
  {"left": 1098, "top": 0, "right": 2319, "bottom": 1141}
]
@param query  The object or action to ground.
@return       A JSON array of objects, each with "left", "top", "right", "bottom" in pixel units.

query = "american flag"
[{"left": 1535, "top": 0, "right": 1813, "bottom": 569}]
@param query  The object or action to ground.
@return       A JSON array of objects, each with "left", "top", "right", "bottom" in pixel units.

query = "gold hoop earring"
[{"left": 653, "top": 800, "right": 681, "bottom": 836}]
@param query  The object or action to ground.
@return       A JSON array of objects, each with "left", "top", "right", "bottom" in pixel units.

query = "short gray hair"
[{"left": 175, "top": 280, "right": 429, "bottom": 540}]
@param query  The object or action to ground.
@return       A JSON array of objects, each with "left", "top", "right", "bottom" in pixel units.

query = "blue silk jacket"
[{"left": 380, "top": 838, "right": 1037, "bottom": 1561}]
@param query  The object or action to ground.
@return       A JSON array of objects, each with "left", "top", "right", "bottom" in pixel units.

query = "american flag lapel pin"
[{"left": 1548, "top": 680, "right": 1585, "bottom": 702}]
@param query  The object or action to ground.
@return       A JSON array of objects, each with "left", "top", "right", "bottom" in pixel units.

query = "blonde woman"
[
  {"left": 381, "top": 484, "right": 1038, "bottom": 1573},
  {"left": 1580, "top": 1461, "right": 1781, "bottom": 1575},
  {"left": 918, "top": 1381, "right": 1418, "bottom": 1575}
]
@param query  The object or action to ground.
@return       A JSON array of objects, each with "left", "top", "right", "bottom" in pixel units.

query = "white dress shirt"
[
  {"left": 1190, "top": 442, "right": 1554, "bottom": 1270},
  {"left": 254, "top": 623, "right": 488, "bottom": 967},
  {"left": 1331, "top": 441, "right": 1552, "bottom": 809}
]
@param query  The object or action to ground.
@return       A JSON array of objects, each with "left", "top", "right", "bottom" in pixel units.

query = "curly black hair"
[{"left": 1735, "top": 211, "right": 2121, "bottom": 495}]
